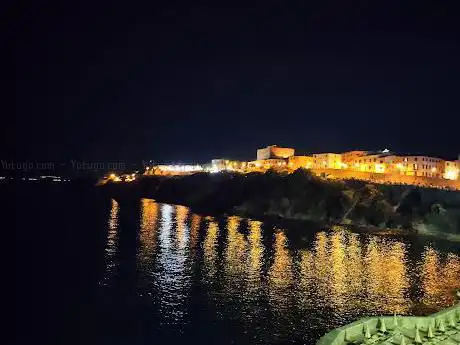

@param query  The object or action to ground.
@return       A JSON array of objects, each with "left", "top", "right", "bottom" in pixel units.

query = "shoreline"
[
  {"left": 107, "top": 189, "right": 460, "bottom": 243},
  {"left": 99, "top": 173, "right": 460, "bottom": 242}
]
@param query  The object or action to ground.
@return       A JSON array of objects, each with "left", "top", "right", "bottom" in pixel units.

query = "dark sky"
[{"left": 13, "top": 2, "right": 460, "bottom": 163}]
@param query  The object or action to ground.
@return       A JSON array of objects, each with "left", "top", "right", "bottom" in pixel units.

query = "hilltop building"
[
  {"left": 342, "top": 150, "right": 368, "bottom": 170},
  {"left": 312, "top": 153, "right": 342, "bottom": 169},
  {"left": 256, "top": 145, "right": 294, "bottom": 160},
  {"left": 288, "top": 155, "right": 314, "bottom": 170},
  {"left": 391, "top": 155, "right": 444, "bottom": 178},
  {"left": 248, "top": 159, "right": 287, "bottom": 171},
  {"left": 144, "top": 145, "right": 459, "bottom": 188},
  {"left": 248, "top": 145, "right": 295, "bottom": 171},
  {"left": 444, "top": 160, "right": 459, "bottom": 180}
]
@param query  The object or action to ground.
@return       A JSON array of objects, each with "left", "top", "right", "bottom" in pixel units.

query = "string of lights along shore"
[{"left": 108, "top": 145, "right": 460, "bottom": 190}]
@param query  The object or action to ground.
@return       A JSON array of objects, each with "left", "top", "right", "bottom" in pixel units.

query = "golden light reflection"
[
  {"left": 345, "top": 233, "right": 364, "bottom": 297},
  {"left": 298, "top": 249, "right": 314, "bottom": 309},
  {"left": 328, "top": 231, "right": 347, "bottom": 310},
  {"left": 313, "top": 232, "right": 329, "bottom": 304},
  {"left": 384, "top": 242, "right": 409, "bottom": 310},
  {"left": 155, "top": 204, "right": 191, "bottom": 324},
  {"left": 420, "top": 247, "right": 460, "bottom": 308},
  {"left": 101, "top": 198, "right": 120, "bottom": 286},
  {"left": 363, "top": 238, "right": 409, "bottom": 314},
  {"left": 301, "top": 231, "right": 459, "bottom": 317},
  {"left": 108, "top": 198, "right": 119, "bottom": 232},
  {"left": 94, "top": 195, "right": 460, "bottom": 345},
  {"left": 139, "top": 199, "right": 159, "bottom": 260},
  {"left": 220, "top": 216, "right": 248, "bottom": 318},
  {"left": 203, "top": 220, "right": 219, "bottom": 280},
  {"left": 268, "top": 231, "right": 293, "bottom": 313},
  {"left": 247, "top": 220, "right": 264, "bottom": 288},
  {"left": 108, "top": 199, "right": 460, "bottom": 332},
  {"left": 190, "top": 214, "right": 201, "bottom": 250},
  {"left": 223, "top": 216, "right": 246, "bottom": 287},
  {"left": 298, "top": 231, "right": 411, "bottom": 314},
  {"left": 175, "top": 205, "right": 189, "bottom": 249},
  {"left": 137, "top": 199, "right": 159, "bottom": 290}
]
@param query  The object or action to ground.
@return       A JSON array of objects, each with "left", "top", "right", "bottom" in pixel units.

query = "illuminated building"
[
  {"left": 457, "top": 157, "right": 460, "bottom": 180},
  {"left": 288, "top": 155, "right": 313, "bottom": 170},
  {"left": 354, "top": 154, "right": 387, "bottom": 173},
  {"left": 248, "top": 159, "right": 287, "bottom": 171},
  {"left": 247, "top": 145, "right": 294, "bottom": 171},
  {"left": 256, "top": 145, "right": 295, "bottom": 160},
  {"left": 135, "top": 145, "right": 459, "bottom": 188},
  {"left": 145, "top": 164, "right": 203, "bottom": 176},
  {"left": 342, "top": 150, "right": 392, "bottom": 174},
  {"left": 444, "top": 160, "right": 459, "bottom": 180},
  {"left": 210, "top": 159, "right": 247, "bottom": 172},
  {"left": 342, "top": 150, "right": 368, "bottom": 170},
  {"left": 392, "top": 155, "right": 444, "bottom": 178},
  {"left": 312, "top": 153, "right": 342, "bottom": 169}
]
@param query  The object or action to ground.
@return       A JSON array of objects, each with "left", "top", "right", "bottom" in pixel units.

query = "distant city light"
[{"left": 156, "top": 164, "right": 203, "bottom": 173}]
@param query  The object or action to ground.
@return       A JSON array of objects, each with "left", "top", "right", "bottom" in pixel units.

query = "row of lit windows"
[
  {"left": 403, "top": 157, "right": 440, "bottom": 162},
  {"left": 408, "top": 164, "right": 436, "bottom": 170},
  {"left": 354, "top": 158, "right": 384, "bottom": 164}
]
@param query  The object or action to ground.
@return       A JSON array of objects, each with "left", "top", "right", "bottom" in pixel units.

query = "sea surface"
[{"left": 12, "top": 184, "right": 460, "bottom": 345}]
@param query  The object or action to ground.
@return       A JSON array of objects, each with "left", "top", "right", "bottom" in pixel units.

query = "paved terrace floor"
[{"left": 317, "top": 302, "right": 460, "bottom": 345}]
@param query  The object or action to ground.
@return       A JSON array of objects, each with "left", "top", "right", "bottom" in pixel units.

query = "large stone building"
[
  {"left": 312, "top": 153, "right": 342, "bottom": 169},
  {"left": 342, "top": 150, "right": 394, "bottom": 173},
  {"left": 248, "top": 159, "right": 287, "bottom": 171},
  {"left": 206, "top": 146, "right": 460, "bottom": 188},
  {"left": 256, "top": 145, "right": 295, "bottom": 160},
  {"left": 288, "top": 155, "right": 314, "bottom": 170},
  {"left": 444, "top": 160, "right": 459, "bottom": 180},
  {"left": 391, "top": 155, "right": 444, "bottom": 178},
  {"left": 360, "top": 154, "right": 387, "bottom": 173},
  {"left": 457, "top": 156, "right": 460, "bottom": 180},
  {"left": 342, "top": 150, "right": 368, "bottom": 170}
]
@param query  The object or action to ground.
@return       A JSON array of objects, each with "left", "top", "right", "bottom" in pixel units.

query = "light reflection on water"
[
  {"left": 100, "top": 198, "right": 119, "bottom": 287},
  {"left": 155, "top": 204, "right": 191, "bottom": 325},
  {"left": 101, "top": 198, "right": 460, "bottom": 344}
]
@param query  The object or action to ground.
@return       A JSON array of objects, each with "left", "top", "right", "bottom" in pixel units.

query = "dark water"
[{"left": 13, "top": 185, "right": 460, "bottom": 345}]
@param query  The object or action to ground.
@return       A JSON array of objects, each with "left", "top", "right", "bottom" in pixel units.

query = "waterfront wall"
[
  {"left": 311, "top": 168, "right": 460, "bottom": 190},
  {"left": 316, "top": 302, "right": 460, "bottom": 345}
]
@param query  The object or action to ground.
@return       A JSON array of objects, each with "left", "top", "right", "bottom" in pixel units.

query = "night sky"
[{"left": 13, "top": 2, "right": 460, "bottom": 164}]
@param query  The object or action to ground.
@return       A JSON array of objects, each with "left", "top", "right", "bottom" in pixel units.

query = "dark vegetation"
[{"left": 103, "top": 169, "right": 460, "bottom": 236}]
